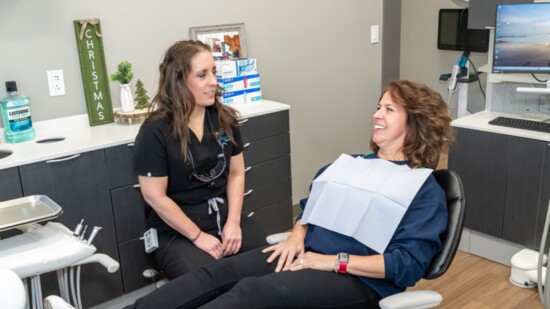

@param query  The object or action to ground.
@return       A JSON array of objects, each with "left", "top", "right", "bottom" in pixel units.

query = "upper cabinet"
[{"left": 468, "top": 0, "right": 532, "bottom": 29}]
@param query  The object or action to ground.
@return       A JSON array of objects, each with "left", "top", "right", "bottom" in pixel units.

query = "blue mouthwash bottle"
[{"left": 0, "top": 81, "right": 36, "bottom": 143}]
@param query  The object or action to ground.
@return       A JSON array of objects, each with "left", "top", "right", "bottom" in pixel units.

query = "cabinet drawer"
[
  {"left": 118, "top": 238, "right": 151, "bottom": 293},
  {"left": 112, "top": 185, "right": 147, "bottom": 243},
  {"left": 246, "top": 199, "right": 293, "bottom": 234},
  {"left": 245, "top": 156, "right": 291, "bottom": 191},
  {"left": 105, "top": 143, "right": 137, "bottom": 189},
  {"left": 243, "top": 133, "right": 290, "bottom": 166},
  {"left": 243, "top": 177, "right": 292, "bottom": 213},
  {"left": 240, "top": 110, "right": 289, "bottom": 143},
  {"left": 0, "top": 167, "right": 23, "bottom": 202}
]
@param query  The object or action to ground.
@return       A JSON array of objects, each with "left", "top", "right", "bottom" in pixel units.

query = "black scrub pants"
[
  {"left": 150, "top": 213, "right": 268, "bottom": 279},
  {"left": 126, "top": 248, "right": 381, "bottom": 309}
]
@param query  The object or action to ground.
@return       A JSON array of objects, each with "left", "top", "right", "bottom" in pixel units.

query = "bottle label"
[{"left": 8, "top": 106, "right": 33, "bottom": 132}]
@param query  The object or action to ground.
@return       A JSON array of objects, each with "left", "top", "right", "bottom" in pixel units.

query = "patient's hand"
[
  {"left": 289, "top": 252, "right": 335, "bottom": 272},
  {"left": 262, "top": 232, "right": 305, "bottom": 272}
]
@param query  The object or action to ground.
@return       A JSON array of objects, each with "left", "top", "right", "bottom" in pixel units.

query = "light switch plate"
[{"left": 370, "top": 25, "right": 380, "bottom": 44}]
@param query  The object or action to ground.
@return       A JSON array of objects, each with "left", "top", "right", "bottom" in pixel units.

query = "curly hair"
[
  {"left": 148, "top": 40, "right": 239, "bottom": 161},
  {"left": 370, "top": 80, "right": 454, "bottom": 169}
]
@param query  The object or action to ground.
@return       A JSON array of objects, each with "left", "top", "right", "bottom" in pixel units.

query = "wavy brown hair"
[
  {"left": 370, "top": 80, "right": 454, "bottom": 169},
  {"left": 148, "top": 40, "right": 239, "bottom": 161}
]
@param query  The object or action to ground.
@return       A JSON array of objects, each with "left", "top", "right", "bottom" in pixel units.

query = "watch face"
[{"left": 337, "top": 252, "right": 349, "bottom": 262}]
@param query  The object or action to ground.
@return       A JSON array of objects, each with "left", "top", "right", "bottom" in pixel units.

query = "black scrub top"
[{"left": 133, "top": 106, "right": 244, "bottom": 208}]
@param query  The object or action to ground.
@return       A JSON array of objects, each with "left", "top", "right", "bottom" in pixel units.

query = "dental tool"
[
  {"left": 73, "top": 219, "right": 84, "bottom": 237},
  {"left": 79, "top": 225, "right": 88, "bottom": 241},
  {"left": 86, "top": 226, "right": 102, "bottom": 246}
]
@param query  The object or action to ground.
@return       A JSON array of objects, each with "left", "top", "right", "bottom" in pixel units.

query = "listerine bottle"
[{"left": 0, "top": 81, "right": 36, "bottom": 143}]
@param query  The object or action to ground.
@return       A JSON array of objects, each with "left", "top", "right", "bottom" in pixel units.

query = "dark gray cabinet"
[
  {"left": 106, "top": 144, "right": 150, "bottom": 294},
  {"left": 240, "top": 110, "right": 293, "bottom": 234},
  {"left": 0, "top": 167, "right": 23, "bottom": 201},
  {"left": 18, "top": 150, "right": 123, "bottom": 308},
  {"left": 535, "top": 143, "right": 550, "bottom": 247},
  {"left": 449, "top": 127, "right": 548, "bottom": 249}
]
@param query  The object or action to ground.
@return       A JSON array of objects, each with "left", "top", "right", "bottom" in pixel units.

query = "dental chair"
[{"left": 267, "top": 169, "right": 466, "bottom": 309}]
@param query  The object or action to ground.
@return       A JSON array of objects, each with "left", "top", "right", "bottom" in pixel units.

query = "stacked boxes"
[{"left": 216, "top": 58, "right": 262, "bottom": 105}]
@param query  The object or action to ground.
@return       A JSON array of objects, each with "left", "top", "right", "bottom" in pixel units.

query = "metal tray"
[{"left": 0, "top": 195, "right": 63, "bottom": 232}]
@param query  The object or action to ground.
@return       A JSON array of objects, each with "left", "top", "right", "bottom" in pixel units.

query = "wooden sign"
[{"left": 73, "top": 19, "right": 114, "bottom": 126}]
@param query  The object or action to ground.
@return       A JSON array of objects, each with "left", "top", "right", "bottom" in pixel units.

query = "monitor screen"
[
  {"left": 493, "top": 3, "right": 550, "bottom": 73},
  {"left": 437, "top": 9, "right": 490, "bottom": 53}
]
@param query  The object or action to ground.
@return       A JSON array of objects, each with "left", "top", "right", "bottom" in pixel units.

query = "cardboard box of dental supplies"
[
  {"left": 215, "top": 58, "right": 257, "bottom": 78},
  {"left": 217, "top": 74, "right": 261, "bottom": 92},
  {"left": 221, "top": 88, "right": 262, "bottom": 105}
]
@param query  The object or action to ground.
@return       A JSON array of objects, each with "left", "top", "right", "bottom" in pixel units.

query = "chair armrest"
[
  {"left": 378, "top": 290, "right": 442, "bottom": 309},
  {"left": 266, "top": 232, "right": 291, "bottom": 245}
]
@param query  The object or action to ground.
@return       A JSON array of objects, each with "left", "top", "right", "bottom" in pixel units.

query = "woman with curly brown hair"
[
  {"left": 126, "top": 80, "right": 454, "bottom": 309},
  {"left": 132, "top": 40, "right": 267, "bottom": 280}
]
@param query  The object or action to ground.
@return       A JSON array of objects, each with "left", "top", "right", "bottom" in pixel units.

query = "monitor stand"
[{"left": 516, "top": 75, "right": 550, "bottom": 94}]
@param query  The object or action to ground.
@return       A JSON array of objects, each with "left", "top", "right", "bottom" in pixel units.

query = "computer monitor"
[
  {"left": 493, "top": 3, "right": 550, "bottom": 74},
  {"left": 437, "top": 9, "right": 490, "bottom": 53}
]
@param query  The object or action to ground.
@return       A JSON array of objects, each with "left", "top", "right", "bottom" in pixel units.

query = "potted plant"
[{"left": 110, "top": 60, "right": 135, "bottom": 112}]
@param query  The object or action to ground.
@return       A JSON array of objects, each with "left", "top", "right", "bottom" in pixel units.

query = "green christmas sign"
[{"left": 73, "top": 19, "right": 114, "bottom": 126}]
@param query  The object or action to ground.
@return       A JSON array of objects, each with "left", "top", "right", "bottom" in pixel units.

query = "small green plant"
[
  {"left": 134, "top": 79, "right": 151, "bottom": 109},
  {"left": 110, "top": 60, "right": 134, "bottom": 84}
]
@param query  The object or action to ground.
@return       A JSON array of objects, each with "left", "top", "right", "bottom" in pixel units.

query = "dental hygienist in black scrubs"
[{"left": 133, "top": 40, "right": 267, "bottom": 279}]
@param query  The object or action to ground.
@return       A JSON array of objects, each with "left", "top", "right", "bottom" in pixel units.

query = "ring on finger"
[{"left": 299, "top": 258, "right": 304, "bottom": 265}]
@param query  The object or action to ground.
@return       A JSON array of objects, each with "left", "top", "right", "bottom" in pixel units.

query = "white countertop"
[
  {"left": 0, "top": 100, "right": 289, "bottom": 170},
  {"left": 452, "top": 111, "right": 550, "bottom": 143}
]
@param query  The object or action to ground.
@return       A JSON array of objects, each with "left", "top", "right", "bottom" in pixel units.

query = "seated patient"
[{"left": 126, "top": 80, "right": 454, "bottom": 309}]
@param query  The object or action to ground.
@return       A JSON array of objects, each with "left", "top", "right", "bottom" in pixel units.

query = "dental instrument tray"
[{"left": 0, "top": 195, "right": 63, "bottom": 232}]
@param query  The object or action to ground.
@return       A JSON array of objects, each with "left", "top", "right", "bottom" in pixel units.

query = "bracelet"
[{"left": 191, "top": 230, "right": 202, "bottom": 242}]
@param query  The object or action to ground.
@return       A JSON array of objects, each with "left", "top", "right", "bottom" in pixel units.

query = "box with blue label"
[
  {"left": 215, "top": 58, "right": 257, "bottom": 78},
  {"left": 218, "top": 74, "right": 261, "bottom": 92},
  {"left": 221, "top": 88, "right": 262, "bottom": 105}
]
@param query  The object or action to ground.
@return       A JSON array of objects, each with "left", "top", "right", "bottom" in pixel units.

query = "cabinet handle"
[
  {"left": 127, "top": 143, "right": 134, "bottom": 147},
  {"left": 46, "top": 154, "right": 81, "bottom": 163},
  {"left": 238, "top": 118, "right": 249, "bottom": 125},
  {"left": 244, "top": 189, "right": 253, "bottom": 196},
  {"left": 133, "top": 184, "right": 141, "bottom": 188},
  {"left": 243, "top": 142, "right": 251, "bottom": 149},
  {"left": 244, "top": 166, "right": 252, "bottom": 172}
]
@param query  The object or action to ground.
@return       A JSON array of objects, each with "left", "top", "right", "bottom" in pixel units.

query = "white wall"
[
  {"left": 0, "top": 0, "right": 385, "bottom": 203},
  {"left": 400, "top": 0, "right": 488, "bottom": 117}
]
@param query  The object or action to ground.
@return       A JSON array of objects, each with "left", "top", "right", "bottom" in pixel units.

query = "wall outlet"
[{"left": 47, "top": 70, "right": 66, "bottom": 96}]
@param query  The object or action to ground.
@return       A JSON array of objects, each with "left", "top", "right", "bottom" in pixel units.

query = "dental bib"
[{"left": 301, "top": 154, "right": 432, "bottom": 253}]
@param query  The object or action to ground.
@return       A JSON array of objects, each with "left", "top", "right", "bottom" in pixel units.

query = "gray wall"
[
  {"left": 0, "top": 0, "right": 387, "bottom": 203},
  {"left": 400, "top": 0, "right": 488, "bottom": 117}
]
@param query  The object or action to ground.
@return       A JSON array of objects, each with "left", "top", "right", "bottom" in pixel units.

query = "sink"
[
  {"left": 36, "top": 137, "right": 66, "bottom": 144},
  {"left": 0, "top": 149, "right": 13, "bottom": 159}
]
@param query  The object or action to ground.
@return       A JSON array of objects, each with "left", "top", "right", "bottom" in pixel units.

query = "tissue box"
[
  {"left": 216, "top": 58, "right": 257, "bottom": 78},
  {"left": 221, "top": 88, "right": 262, "bottom": 105},
  {"left": 218, "top": 74, "right": 261, "bottom": 92}
]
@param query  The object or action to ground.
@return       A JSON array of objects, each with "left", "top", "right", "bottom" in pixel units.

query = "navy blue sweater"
[{"left": 298, "top": 154, "right": 447, "bottom": 298}]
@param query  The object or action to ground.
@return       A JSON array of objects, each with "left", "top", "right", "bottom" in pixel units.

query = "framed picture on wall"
[{"left": 189, "top": 23, "right": 248, "bottom": 59}]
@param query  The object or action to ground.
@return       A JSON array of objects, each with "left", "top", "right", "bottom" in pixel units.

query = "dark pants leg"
[
  {"left": 150, "top": 214, "right": 269, "bottom": 279},
  {"left": 126, "top": 248, "right": 380, "bottom": 309}
]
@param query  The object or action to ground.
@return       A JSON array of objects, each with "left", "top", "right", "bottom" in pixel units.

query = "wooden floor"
[{"left": 410, "top": 251, "right": 543, "bottom": 308}]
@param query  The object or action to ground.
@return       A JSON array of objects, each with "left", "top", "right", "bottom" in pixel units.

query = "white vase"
[{"left": 119, "top": 84, "right": 135, "bottom": 112}]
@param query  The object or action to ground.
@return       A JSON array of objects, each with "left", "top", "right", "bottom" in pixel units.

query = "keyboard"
[{"left": 488, "top": 116, "right": 550, "bottom": 133}]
